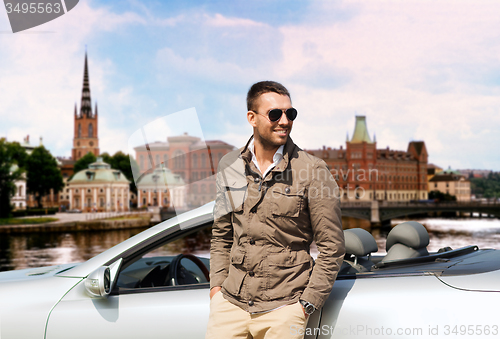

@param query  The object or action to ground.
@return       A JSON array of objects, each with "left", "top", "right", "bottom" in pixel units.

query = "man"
[{"left": 206, "top": 81, "right": 345, "bottom": 339}]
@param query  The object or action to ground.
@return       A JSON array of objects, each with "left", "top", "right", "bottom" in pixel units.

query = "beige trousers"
[{"left": 205, "top": 291, "right": 309, "bottom": 339}]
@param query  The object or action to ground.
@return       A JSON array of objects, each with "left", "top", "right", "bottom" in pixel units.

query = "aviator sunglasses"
[{"left": 252, "top": 108, "right": 298, "bottom": 122}]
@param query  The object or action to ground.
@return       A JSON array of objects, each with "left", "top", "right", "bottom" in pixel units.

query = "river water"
[{"left": 1, "top": 217, "right": 500, "bottom": 272}]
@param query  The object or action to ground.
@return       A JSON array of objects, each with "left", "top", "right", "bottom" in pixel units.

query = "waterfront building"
[
  {"left": 134, "top": 133, "right": 235, "bottom": 207},
  {"left": 305, "top": 116, "right": 429, "bottom": 202},
  {"left": 67, "top": 157, "right": 130, "bottom": 212},
  {"left": 135, "top": 167, "right": 186, "bottom": 210},
  {"left": 10, "top": 164, "right": 27, "bottom": 210},
  {"left": 427, "top": 163, "right": 443, "bottom": 182},
  {"left": 428, "top": 168, "right": 471, "bottom": 201}
]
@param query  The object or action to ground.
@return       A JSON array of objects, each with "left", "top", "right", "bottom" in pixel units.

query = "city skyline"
[{"left": 1, "top": 1, "right": 499, "bottom": 170}]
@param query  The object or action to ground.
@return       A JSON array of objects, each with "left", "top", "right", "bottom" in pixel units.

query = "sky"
[{"left": 1, "top": 0, "right": 499, "bottom": 170}]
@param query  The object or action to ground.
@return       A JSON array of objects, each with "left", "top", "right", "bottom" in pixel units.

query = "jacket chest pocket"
[{"left": 269, "top": 186, "right": 304, "bottom": 218}]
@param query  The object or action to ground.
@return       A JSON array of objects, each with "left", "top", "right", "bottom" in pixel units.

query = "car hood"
[{"left": 0, "top": 263, "right": 79, "bottom": 283}]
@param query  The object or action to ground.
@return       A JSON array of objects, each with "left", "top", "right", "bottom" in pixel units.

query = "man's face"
[{"left": 248, "top": 92, "right": 293, "bottom": 148}]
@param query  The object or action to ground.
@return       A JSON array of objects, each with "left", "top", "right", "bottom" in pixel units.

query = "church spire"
[{"left": 80, "top": 51, "right": 93, "bottom": 118}]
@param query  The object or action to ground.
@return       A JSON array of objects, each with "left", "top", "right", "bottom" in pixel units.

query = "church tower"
[{"left": 72, "top": 52, "right": 100, "bottom": 161}]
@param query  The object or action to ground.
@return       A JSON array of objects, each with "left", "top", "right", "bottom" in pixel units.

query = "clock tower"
[{"left": 72, "top": 52, "right": 99, "bottom": 161}]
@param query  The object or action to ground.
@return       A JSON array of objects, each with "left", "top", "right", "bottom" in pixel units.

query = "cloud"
[
  {"left": 204, "top": 13, "right": 267, "bottom": 28},
  {"left": 0, "top": 0, "right": 150, "bottom": 158},
  {"left": 275, "top": 1, "right": 500, "bottom": 170}
]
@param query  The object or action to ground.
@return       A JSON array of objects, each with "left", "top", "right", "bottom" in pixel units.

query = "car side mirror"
[
  {"left": 84, "top": 258, "right": 123, "bottom": 298},
  {"left": 85, "top": 266, "right": 111, "bottom": 297}
]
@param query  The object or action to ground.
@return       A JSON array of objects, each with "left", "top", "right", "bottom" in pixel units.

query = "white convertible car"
[{"left": 1, "top": 202, "right": 500, "bottom": 339}]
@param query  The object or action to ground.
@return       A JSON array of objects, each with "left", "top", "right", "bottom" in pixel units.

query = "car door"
[
  {"left": 47, "top": 223, "right": 213, "bottom": 339},
  {"left": 45, "top": 281, "right": 210, "bottom": 339}
]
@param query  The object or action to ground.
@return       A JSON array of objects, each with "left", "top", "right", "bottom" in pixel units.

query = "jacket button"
[
  {"left": 254, "top": 177, "right": 260, "bottom": 183},
  {"left": 249, "top": 239, "right": 255, "bottom": 245},
  {"left": 248, "top": 300, "right": 254, "bottom": 306},
  {"left": 285, "top": 187, "right": 290, "bottom": 194},
  {"left": 248, "top": 271, "right": 255, "bottom": 277}
]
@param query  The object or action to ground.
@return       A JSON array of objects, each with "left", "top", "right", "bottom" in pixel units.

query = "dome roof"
[
  {"left": 136, "top": 167, "right": 185, "bottom": 188},
  {"left": 69, "top": 157, "right": 130, "bottom": 184}
]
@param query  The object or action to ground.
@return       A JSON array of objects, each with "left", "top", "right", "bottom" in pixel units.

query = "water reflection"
[
  {"left": 1, "top": 217, "right": 500, "bottom": 272},
  {"left": 0, "top": 229, "right": 145, "bottom": 272}
]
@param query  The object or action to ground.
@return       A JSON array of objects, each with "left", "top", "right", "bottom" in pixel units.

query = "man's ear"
[{"left": 247, "top": 111, "right": 257, "bottom": 128}]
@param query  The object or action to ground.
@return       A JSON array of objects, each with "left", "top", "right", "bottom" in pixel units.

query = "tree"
[
  {"left": 428, "top": 190, "right": 457, "bottom": 202},
  {"left": 72, "top": 152, "right": 97, "bottom": 178},
  {"left": 26, "top": 146, "right": 64, "bottom": 208},
  {"left": 6, "top": 141, "right": 28, "bottom": 170},
  {"left": 0, "top": 139, "right": 24, "bottom": 218}
]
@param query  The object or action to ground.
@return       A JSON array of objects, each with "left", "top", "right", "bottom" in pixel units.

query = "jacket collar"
[{"left": 240, "top": 135, "right": 295, "bottom": 174}]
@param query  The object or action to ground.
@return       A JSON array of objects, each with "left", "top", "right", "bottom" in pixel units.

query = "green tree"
[
  {"left": 471, "top": 173, "right": 500, "bottom": 199},
  {"left": 0, "top": 139, "right": 24, "bottom": 218},
  {"left": 428, "top": 190, "right": 457, "bottom": 202},
  {"left": 26, "top": 146, "right": 64, "bottom": 208},
  {"left": 6, "top": 141, "right": 28, "bottom": 170},
  {"left": 72, "top": 152, "right": 97, "bottom": 178}
]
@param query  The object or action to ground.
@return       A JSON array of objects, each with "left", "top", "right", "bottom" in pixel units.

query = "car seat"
[
  {"left": 341, "top": 228, "right": 378, "bottom": 273},
  {"left": 381, "top": 221, "right": 429, "bottom": 263}
]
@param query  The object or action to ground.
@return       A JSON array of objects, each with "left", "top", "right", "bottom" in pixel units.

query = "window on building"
[
  {"left": 163, "top": 154, "right": 168, "bottom": 167},
  {"left": 201, "top": 153, "right": 206, "bottom": 168},
  {"left": 193, "top": 154, "right": 198, "bottom": 168},
  {"left": 174, "top": 150, "right": 185, "bottom": 169},
  {"left": 201, "top": 184, "right": 207, "bottom": 194},
  {"left": 78, "top": 124, "right": 81, "bottom": 138},
  {"left": 88, "top": 123, "right": 93, "bottom": 138}
]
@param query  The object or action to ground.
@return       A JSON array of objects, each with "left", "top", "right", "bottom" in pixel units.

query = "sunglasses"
[{"left": 252, "top": 108, "right": 298, "bottom": 122}]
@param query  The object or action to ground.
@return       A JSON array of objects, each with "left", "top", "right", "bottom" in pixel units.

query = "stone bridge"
[{"left": 341, "top": 201, "right": 500, "bottom": 225}]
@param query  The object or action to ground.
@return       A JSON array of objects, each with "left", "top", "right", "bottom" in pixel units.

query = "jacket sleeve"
[
  {"left": 209, "top": 169, "right": 234, "bottom": 289},
  {"left": 301, "top": 159, "right": 345, "bottom": 309}
]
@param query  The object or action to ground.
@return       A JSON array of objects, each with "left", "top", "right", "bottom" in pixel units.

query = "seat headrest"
[
  {"left": 385, "top": 221, "right": 429, "bottom": 252},
  {"left": 344, "top": 228, "right": 378, "bottom": 257}
]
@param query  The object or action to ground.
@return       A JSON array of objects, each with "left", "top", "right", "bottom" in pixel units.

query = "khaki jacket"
[{"left": 210, "top": 136, "right": 345, "bottom": 313}]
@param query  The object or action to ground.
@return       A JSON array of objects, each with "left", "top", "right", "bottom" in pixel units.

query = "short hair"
[{"left": 246, "top": 81, "right": 291, "bottom": 112}]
